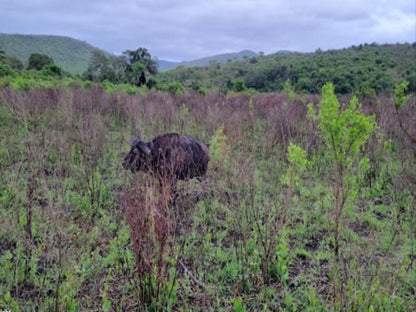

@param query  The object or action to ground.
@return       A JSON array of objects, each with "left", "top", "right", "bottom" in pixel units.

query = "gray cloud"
[{"left": 0, "top": 0, "right": 414, "bottom": 61}]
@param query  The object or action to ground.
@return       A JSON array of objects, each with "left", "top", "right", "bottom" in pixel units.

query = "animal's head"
[{"left": 122, "top": 139, "right": 153, "bottom": 173}]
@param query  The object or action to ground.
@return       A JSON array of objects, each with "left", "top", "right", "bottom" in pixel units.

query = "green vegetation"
[
  {"left": 0, "top": 37, "right": 415, "bottom": 310},
  {"left": 159, "top": 50, "right": 258, "bottom": 71},
  {"left": 158, "top": 43, "right": 416, "bottom": 95},
  {"left": 1, "top": 34, "right": 414, "bottom": 95},
  {"left": 308, "top": 83, "right": 377, "bottom": 258},
  {"left": 26, "top": 53, "right": 54, "bottom": 71},
  {"left": 83, "top": 48, "right": 158, "bottom": 87},
  {"left": 0, "top": 34, "right": 108, "bottom": 75},
  {"left": 0, "top": 80, "right": 414, "bottom": 310}
]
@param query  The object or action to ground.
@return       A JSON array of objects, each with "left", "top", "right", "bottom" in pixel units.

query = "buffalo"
[{"left": 122, "top": 133, "right": 210, "bottom": 185}]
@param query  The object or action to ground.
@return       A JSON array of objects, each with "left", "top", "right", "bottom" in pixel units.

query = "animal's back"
[{"left": 151, "top": 133, "right": 209, "bottom": 179}]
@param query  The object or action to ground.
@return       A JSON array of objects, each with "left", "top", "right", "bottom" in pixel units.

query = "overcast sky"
[{"left": 1, "top": 0, "right": 415, "bottom": 61}]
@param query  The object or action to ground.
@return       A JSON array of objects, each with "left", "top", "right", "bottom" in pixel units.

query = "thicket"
[
  {"left": 0, "top": 83, "right": 415, "bottom": 311},
  {"left": 158, "top": 43, "right": 416, "bottom": 95},
  {"left": 2, "top": 43, "right": 415, "bottom": 97}
]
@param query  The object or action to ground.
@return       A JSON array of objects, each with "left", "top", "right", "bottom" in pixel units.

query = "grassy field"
[{"left": 0, "top": 85, "right": 415, "bottom": 311}]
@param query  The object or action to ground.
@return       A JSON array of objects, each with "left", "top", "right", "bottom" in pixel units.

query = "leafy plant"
[
  {"left": 394, "top": 80, "right": 409, "bottom": 109},
  {"left": 0, "top": 83, "right": 414, "bottom": 310},
  {"left": 308, "top": 82, "right": 377, "bottom": 258},
  {"left": 167, "top": 81, "right": 184, "bottom": 95}
]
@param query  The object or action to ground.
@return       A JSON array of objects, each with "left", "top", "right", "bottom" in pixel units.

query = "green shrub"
[{"left": 167, "top": 81, "right": 184, "bottom": 95}]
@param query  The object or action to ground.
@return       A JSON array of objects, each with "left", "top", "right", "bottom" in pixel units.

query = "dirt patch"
[{"left": 351, "top": 221, "right": 371, "bottom": 237}]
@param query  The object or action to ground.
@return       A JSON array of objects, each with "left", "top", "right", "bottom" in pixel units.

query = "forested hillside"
[
  {"left": 1, "top": 34, "right": 414, "bottom": 95},
  {"left": 0, "top": 34, "right": 106, "bottom": 75},
  {"left": 159, "top": 50, "right": 258, "bottom": 71},
  {"left": 159, "top": 50, "right": 257, "bottom": 71},
  {"left": 158, "top": 43, "right": 416, "bottom": 94}
]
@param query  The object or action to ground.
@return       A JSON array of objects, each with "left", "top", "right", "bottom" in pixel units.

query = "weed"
[{"left": 0, "top": 85, "right": 414, "bottom": 310}]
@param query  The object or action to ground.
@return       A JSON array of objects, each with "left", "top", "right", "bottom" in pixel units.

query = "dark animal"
[{"left": 122, "top": 133, "right": 210, "bottom": 184}]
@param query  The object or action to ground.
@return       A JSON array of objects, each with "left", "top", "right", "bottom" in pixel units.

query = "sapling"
[
  {"left": 308, "top": 82, "right": 377, "bottom": 259},
  {"left": 262, "top": 143, "right": 308, "bottom": 283}
]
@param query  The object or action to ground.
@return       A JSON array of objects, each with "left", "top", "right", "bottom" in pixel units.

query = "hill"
[
  {"left": 0, "top": 34, "right": 108, "bottom": 75},
  {"left": 158, "top": 50, "right": 258, "bottom": 71},
  {"left": 158, "top": 43, "right": 416, "bottom": 94}
]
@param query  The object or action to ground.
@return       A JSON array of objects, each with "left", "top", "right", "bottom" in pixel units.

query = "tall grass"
[{"left": 0, "top": 85, "right": 415, "bottom": 311}]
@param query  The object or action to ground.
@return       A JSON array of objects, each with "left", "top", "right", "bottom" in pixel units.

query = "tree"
[
  {"left": 108, "top": 56, "right": 129, "bottom": 83},
  {"left": 131, "top": 62, "right": 146, "bottom": 86},
  {"left": 41, "top": 63, "right": 63, "bottom": 77},
  {"left": 84, "top": 50, "right": 110, "bottom": 81},
  {"left": 308, "top": 83, "right": 377, "bottom": 259},
  {"left": 231, "top": 77, "right": 247, "bottom": 92},
  {"left": 84, "top": 50, "right": 131, "bottom": 83},
  {"left": 6, "top": 56, "right": 24, "bottom": 71},
  {"left": 0, "top": 48, "right": 5, "bottom": 62},
  {"left": 123, "top": 48, "right": 158, "bottom": 86},
  {"left": 27, "top": 53, "right": 54, "bottom": 70},
  {"left": 245, "top": 72, "right": 266, "bottom": 89}
]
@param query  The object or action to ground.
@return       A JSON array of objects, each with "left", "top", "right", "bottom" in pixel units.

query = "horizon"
[{"left": 1, "top": 32, "right": 413, "bottom": 64}]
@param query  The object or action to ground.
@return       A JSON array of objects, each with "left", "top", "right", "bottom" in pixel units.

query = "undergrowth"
[{"left": 0, "top": 85, "right": 415, "bottom": 311}]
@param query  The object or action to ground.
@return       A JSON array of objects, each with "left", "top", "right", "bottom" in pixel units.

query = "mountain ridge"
[
  {"left": 0, "top": 33, "right": 107, "bottom": 75},
  {"left": 158, "top": 50, "right": 259, "bottom": 71},
  {"left": 0, "top": 33, "right": 263, "bottom": 74}
]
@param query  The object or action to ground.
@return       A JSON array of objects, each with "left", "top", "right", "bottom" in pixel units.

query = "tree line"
[
  {"left": 83, "top": 48, "right": 158, "bottom": 87},
  {"left": 0, "top": 47, "right": 158, "bottom": 87},
  {"left": 1, "top": 43, "right": 415, "bottom": 95},
  {"left": 158, "top": 43, "right": 416, "bottom": 95}
]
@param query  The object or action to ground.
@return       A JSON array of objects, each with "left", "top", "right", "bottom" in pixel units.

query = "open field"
[{"left": 0, "top": 86, "right": 415, "bottom": 311}]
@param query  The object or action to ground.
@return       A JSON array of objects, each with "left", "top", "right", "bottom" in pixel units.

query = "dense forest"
[
  {"left": 158, "top": 43, "right": 416, "bottom": 95},
  {"left": 0, "top": 38, "right": 415, "bottom": 311}
]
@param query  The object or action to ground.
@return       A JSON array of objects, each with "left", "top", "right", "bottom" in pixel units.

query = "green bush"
[
  {"left": 41, "top": 63, "right": 63, "bottom": 77},
  {"left": 167, "top": 80, "right": 184, "bottom": 95}
]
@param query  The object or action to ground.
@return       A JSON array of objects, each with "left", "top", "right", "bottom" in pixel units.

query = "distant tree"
[
  {"left": 41, "top": 63, "right": 63, "bottom": 77},
  {"left": 108, "top": 56, "right": 129, "bottom": 83},
  {"left": 406, "top": 72, "right": 416, "bottom": 92},
  {"left": 84, "top": 50, "right": 132, "bottom": 83},
  {"left": 131, "top": 62, "right": 146, "bottom": 86},
  {"left": 6, "top": 56, "right": 24, "bottom": 71},
  {"left": 295, "top": 75, "right": 312, "bottom": 93},
  {"left": 0, "top": 61, "right": 14, "bottom": 77},
  {"left": 231, "top": 77, "right": 247, "bottom": 92},
  {"left": 0, "top": 49, "right": 5, "bottom": 62},
  {"left": 123, "top": 48, "right": 158, "bottom": 86},
  {"left": 167, "top": 81, "right": 184, "bottom": 95},
  {"left": 27, "top": 53, "right": 54, "bottom": 70},
  {"left": 85, "top": 50, "right": 110, "bottom": 81},
  {"left": 245, "top": 72, "right": 266, "bottom": 89},
  {"left": 146, "top": 78, "right": 157, "bottom": 89}
]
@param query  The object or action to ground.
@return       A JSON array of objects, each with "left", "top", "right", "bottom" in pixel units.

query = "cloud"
[
  {"left": 0, "top": 0, "right": 414, "bottom": 61},
  {"left": 370, "top": 8, "right": 415, "bottom": 39}
]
